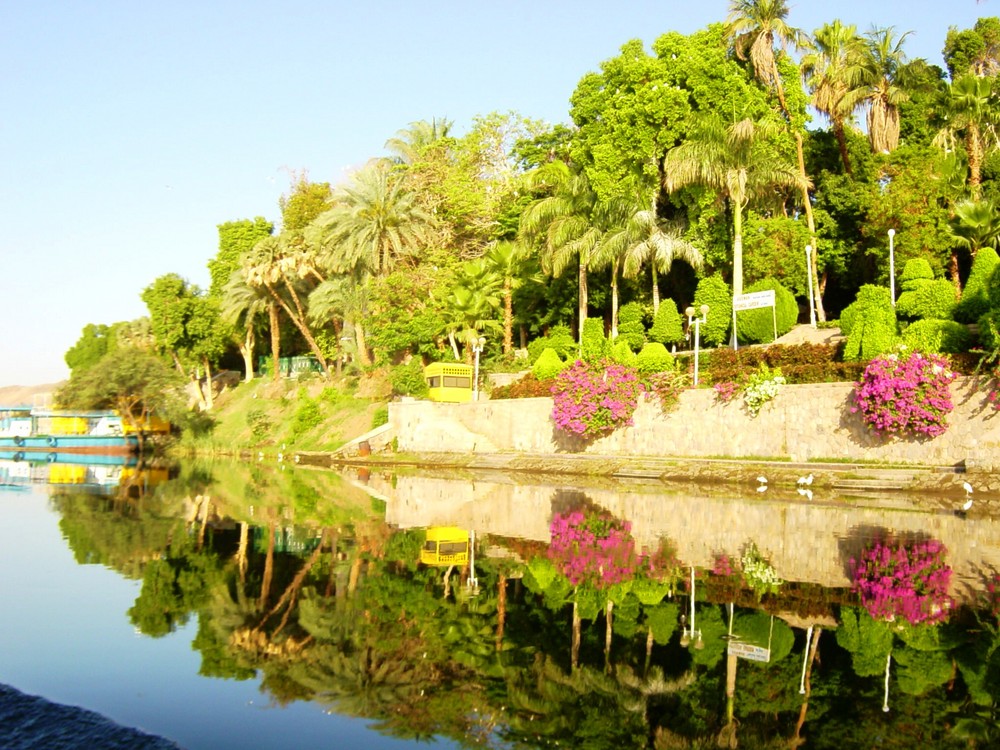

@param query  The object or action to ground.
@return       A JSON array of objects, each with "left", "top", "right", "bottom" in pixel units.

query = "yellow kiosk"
[{"left": 424, "top": 362, "right": 474, "bottom": 403}]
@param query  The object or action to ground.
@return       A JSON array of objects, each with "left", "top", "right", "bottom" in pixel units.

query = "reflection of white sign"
[
  {"left": 733, "top": 290, "right": 775, "bottom": 311},
  {"left": 727, "top": 641, "right": 771, "bottom": 662}
]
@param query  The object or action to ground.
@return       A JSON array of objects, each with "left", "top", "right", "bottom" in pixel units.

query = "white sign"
[
  {"left": 733, "top": 290, "right": 776, "bottom": 311},
  {"left": 727, "top": 641, "right": 771, "bottom": 663}
]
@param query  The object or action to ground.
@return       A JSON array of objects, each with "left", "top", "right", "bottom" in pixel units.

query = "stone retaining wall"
[{"left": 390, "top": 378, "right": 1000, "bottom": 471}]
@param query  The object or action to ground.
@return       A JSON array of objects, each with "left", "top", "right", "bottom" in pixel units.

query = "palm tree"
[
  {"left": 243, "top": 235, "right": 332, "bottom": 378},
  {"left": 724, "top": 0, "right": 826, "bottom": 321},
  {"left": 843, "top": 27, "right": 912, "bottom": 154},
  {"left": 384, "top": 117, "right": 453, "bottom": 164},
  {"left": 220, "top": 268, "right": 270, "bottom": 382},
  {"left": 801, "top": 20, "right": 864, "bottom": 175},
  {"left": 484, "top": 239, "right": 541, "bottom": 354},
  {"left": 618, "top": 210, "right": 703, "bottom": 315},
  {"left": 441, "top": 258, "right": 502, "bottom": 360},
  {"left": 950, "top": 198, "right": 1000, "bottom": 256},
  {"left": 934, "top": 75, "right": 999, "bottom": 200},
  {"left": 663, "top": 116, "right": 808, "bottom": 296},
  {"left": 311, "top": 161, "right": 437, "bottom": 279},
  {"left": 519, "top": 161, "right": 602, "bottom": 341}
]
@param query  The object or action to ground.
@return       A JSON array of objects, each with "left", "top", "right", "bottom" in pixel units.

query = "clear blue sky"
[{"left": 1, "top": 0, "right": 992, "bottom": 387}]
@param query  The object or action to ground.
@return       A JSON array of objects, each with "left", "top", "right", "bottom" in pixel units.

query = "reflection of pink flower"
[
  {"left": 548, "top": 511, "right": 641, "bottom": 588},
  {"left": 712, "top": 553, "right": 734, "bottom": 577},
  {"left": 851, "top": 537, "right": 953, "bottom": 625}
]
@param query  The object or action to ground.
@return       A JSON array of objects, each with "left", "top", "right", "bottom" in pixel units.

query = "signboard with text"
[{"left": 733, "top": 290, "right": 775, "bottom": 311}]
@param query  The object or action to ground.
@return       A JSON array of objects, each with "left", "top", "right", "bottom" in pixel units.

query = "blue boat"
[{"left": 0, "top": 407, "right": 143, "bottom": 455}]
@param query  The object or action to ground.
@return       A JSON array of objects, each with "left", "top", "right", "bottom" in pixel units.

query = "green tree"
[
  {"left": 210, "top": 217, "right": 274, "bottom": 298},
  {"left": 943, "top": 17, "right": 1000, "bottom": 79},
  {"left": 64, "top": 323, "right": 112, "bottom": 375},
  {"left": 384, "top": 117, "right": 453, "bottom": 164},
  {"left": 485, "top": 239, "right": 540, "bottom": 354},
  {"left": 664, "top": 116, "right": 806, "bottom": 296},
  {"left": 934, "top": 75, "right": 999, "bottom": 201},
  {"left": 844, "top": 27, "right": 913, "bottom": 154}
]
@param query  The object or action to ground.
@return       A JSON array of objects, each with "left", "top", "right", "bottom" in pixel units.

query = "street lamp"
[
  {"left": 471, "top": 336, "right": 486, "bottom": 401},
  {"left": 685, "top": 304, "right": 709, "bottom": 386},
  {"left": 679, "top": 566, "right": 704, "bottom": 650},
  {"left": 805, "top": 245, "right": 816, "bottom": 327},
  {"left": 887, "top": 229, "right": 896, "bottom": 306}
]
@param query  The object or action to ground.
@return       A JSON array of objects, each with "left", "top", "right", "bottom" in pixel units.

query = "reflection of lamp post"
[
  {"left": 799, "top": 625, "right": 814, "bottom": 694},
  {"left": 685, "top": 305, "right": 709, "bottom": 386},
  {"left": 679, "top": 566, "right": 703, "bottom": 649},
  {"left": 882, "top": 652, "right": 891, "bottom": 712},
  {"left": 472, "top": 336, "right": 486, "bottom": 401},
  {"left": 467, "top": 529, "right": 478, "bottom": 590},
  {"left": 805, "top": 245, "right": 816, "bottom": 327},
  {"left": 888, "top": 229, "right": 896, "bottom": 306}
]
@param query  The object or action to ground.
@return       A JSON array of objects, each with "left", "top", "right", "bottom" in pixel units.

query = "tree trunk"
[
  {"left": 833, "top": 121, "right": 853, "bottom": 177},
  {"left": 578, "top": 259, "right": 589, "bottom": 342},
  {"left": 733, "top": 201, "right": 745, "bottom": 297},
  {"left": 268, "top": 284, "right": 332, "bottom": 379},
  {"left": 259, "top": 521, "right": 275, "bottom": 609},
  {"left": 651, "top": 266, "right": 660, "bottom": 314},
  {"left": 571, "top": 600, "right": 581, "bottom": 671},
  {"left": 610, "top": 260, "right": 620, "bottom": 340},
  {"left": 202, "top": 357, "right": 214, "bottom": 411},
  {"left": 496, "top": 574, "right": 507, "bottom": 651},
  {"left": 240, "top": 321, "right": 255, "bottom": 382},
  {"left": 236, "top": 522, "right": 248, "bottom": 582},
  {"left": 604, "top": 600, "right": 614, "bottom": 674},
  {"left": 968, "top": 126, "right": 983, "bottom": 200},
  {"left": 269, "top": 301, "right": 281, "bottom": 383},
  {"left": 503, "top": 278, "right": 514, "bottom": 354}
]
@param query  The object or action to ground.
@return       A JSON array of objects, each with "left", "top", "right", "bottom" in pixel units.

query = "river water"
[{"left": 0, "top": 457, "right": 994, "bottom": 749}]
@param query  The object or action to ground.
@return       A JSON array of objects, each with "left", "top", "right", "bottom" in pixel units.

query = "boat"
[
  {"left": 0, "top": 407, "right": 154, "bottom": 455},
  {"left": 0, "top": 451, "right": 168, "bottom": 496}
]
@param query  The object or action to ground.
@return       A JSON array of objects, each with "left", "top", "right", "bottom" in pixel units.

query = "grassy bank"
[{"left": 172, "top": 374, "right": 386, "bottom": 457}]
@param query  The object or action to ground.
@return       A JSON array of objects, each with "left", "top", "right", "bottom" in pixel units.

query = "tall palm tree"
[
  {"left": 725, "top": 0, "right": 826, "bottom": 320},
  {"left": 441, "top": 258, "right": 502, "bottom": 361},
  {"left": 801, "top": 20, "right": 864, "bottom": 175},
  {"left": 311, "top": 161, "right": 437, "bottom": 279},
  {"left": 844, "top": 27, "right": 913, "bottom": 154},
  {"left": 484, "top": 239, "right": 541, "bottom": 354},
  {"left": 934, "top": 75, "right": 999, "bottom": 200},
  {"left": 663, "top": 116, "right": 808, "bottom": 297},
  {"left": 519, "top": 161, "right": 602, "bottom": 341},
  {"left": 220, "top": 268, "right": 270, "bottom": 382}
]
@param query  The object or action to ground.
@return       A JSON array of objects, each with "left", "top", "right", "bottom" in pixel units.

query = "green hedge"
[
  {"left": 895, "top": 279, "right": 957, "bottom": 321},
  {"left": 532, "top": 348, "right": 566, "bottom": 381},
  {"left": 901, "top": 319, "right": 973, "bottom": 354},
  {"left": 693, "top": 275, "right": 732, "bottom": 346},
  {"left": 617, "top": 301, "right": 647, "bottom": 352},
  {"left": 707, "top": 344, "right": 865, "bottom": 385},
  {"left": 955, "top": 247, "right": 999, "bottom": 323},
  {"left": 648, "top": 300, "right": 685, "bottom": 346},
  {"left": 580, "top": 318, "right": 610, "bottom": 363},
  {"left": 734, "top": 278, "right": 798, "bottom": 344},
  {"left": 527, "top": 324, "right": 576, "bottom": 363},
  {"left": 842, "top": 285, "right": 898, "bottom": 361},
  {"left": 636, "top": 343, "right": 674, "bottom": 376}
]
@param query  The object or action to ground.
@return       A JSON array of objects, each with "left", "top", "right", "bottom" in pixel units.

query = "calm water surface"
[{"left": 0, "top": 457, "right": 995, "bottom": 749}]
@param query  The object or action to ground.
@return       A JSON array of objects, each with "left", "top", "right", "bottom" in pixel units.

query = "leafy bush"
[
  {"left": 610, "top": 339, "right": 638, "bottom": 367},
  {"left": 551, "top": 359, "right": 640, "bottom": 439},
  {"left": 852, "top": 350, "right": 957, "bottom": 437},
  {"left": 645, "top": 368, "right": 690, "bottom": 413},
  {"left": 734, "top": 278, "right": 798, "bottom": 344},
  {"left": 899, "top": 258, "right": 934, "bottom": 291},
  {"left": 693, "top": 275, "right": 732, "bottom": 346},
  {"left": 489, "top": 373, "right": 554, "bottom": 399},
  {"left": 648, "top": 299, "right": 685, "bottom": 346},
  {"left": 390, "top": 359, "right": 430, "bottom": 398},
  {"left": 290, "top": 389, "right": 322, "bottom": 437},
  {"left": 580, "top": 318, "right": 610, "bottom": 363},
  {"left": 955, "top": 247, "right": 999, "bottom": 323},
  {"left": 635, "top": 342, "right": 674, "bottom": 376},
  {"left": 532, "top": 348, "right": 566, "bottom": 381},
  {"left": 851, "top": 537, "right": 953, "bottom": 625},
  {"left": 707, "top": 343, "right": 864, "bottom": 385},
  {"left": 895, "top": 279, "right": 957, "bottom": 321},
  {"left": 742, "top": 363, "right": 785, "bottom": 417},
  {"left": 527, "top": 324, "right": 576, "bottom": 364},
  {"left": 370, "top": 404, "right": 389, "bottom": 429},
  {"left": 843, "top": 285, "right": 898, "bottom": 362},
  {"left": 901, "top": 319, "right": 972, "bottom": 354},
  {"left": 617, "top": 301, "right": 647, "bottom": 351},
  {"left": 246, "top": 407, "right": 271, "bottom": 442}
]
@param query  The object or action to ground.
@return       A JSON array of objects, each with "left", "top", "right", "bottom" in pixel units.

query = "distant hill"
[{"left": 0, "top": 382, "right": 64, "bottom": 407}]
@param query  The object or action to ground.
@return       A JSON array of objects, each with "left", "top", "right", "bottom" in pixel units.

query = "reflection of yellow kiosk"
[
  {"left": 420, "top": 526, "right": 470, "bottom": 566},
  {"left": 424, "top": 363, "right": 473, "bottom": 403}
]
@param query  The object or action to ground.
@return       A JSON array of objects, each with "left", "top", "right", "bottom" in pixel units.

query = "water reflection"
[{"left": 35, "top": 461, "right": 1000, "bottom": 747}]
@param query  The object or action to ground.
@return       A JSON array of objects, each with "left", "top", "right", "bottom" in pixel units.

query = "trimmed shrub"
[
  {"left": 901, "top": 319, "right": 972, "bottom": 354},
  {"left": 707, "top": 343, "right": 866, "bottom": 385},
  {"left": 895, "top": 279, "right": 957, "bottom": 321},
  {"left": 489, "top": 373, "right": 554, "bottom": 399},
  {"left": 734, "top": 278, "right": 798, "bottom": 344},
  {"left": 979, "top": 309, "right": 1000, "bottom": 352},
  {"left": 532, "top": 347, "right": 566, "bottom": 381},
  {"left": 580, "top": 317, "right": 610, "bottom": 363},
  {"left": 610, "top": 339, "right": 638, "bottom": 367},
  {"left": 617, "top": 302, "right": 647, "bottom": 351},
  {"left": 648, "top": 299, "right": 685, "bottom": 347},
  {"left": 527, "top": 324, "right": 576, "bottom": 363},
  {"left": 693, "top": 275, "right": 732, "bottom": 347},
  {"left": 955, "top": 247, "right": 999, "bottom": 323},
  {"left": 843, "top": 285, "right": 899, "bottom": 362},
  {"left": 390, "top": 359, "right": 430, "bottom": 398},
  {"left": 899, "top": 258, "right": 934, "bottom": 291},
  {"left": 635, "top": 343, "right": 674, "bottom": 376}
]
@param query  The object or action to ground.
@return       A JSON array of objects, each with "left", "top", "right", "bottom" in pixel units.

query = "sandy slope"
[{"left": 0, "top": 382, "right": 63, "bottom": 406}]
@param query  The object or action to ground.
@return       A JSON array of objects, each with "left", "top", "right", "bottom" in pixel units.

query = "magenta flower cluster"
[
  {"left": 713, "top": 381, "right": 739, "bottom": 403},
  {"left": 551, "top": 359, "right": 641, "bottom": 439},
  {"left": 548, "top": 511, "right": 643, "bottom": 588},
  {"left": 852, "top": 351, "right": 957, "bottom": 438},
  {"left": 851, "top": 537, "right": 953, "bottom": 625}
]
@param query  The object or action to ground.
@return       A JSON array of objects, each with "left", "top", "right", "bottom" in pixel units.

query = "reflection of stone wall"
[
  {"left": 390, "top": 379, "right": 1000, "bottom": 470},
  {"left": 372, "top": 473, "right": 1000, "bottom": 599}
]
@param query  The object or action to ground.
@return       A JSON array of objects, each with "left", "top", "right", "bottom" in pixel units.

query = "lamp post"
[
  {"left": 805, "top": 245, "right": 816, "bottom": 327},
  {"left": 679, "top": 566, "right": 703, "bottom": 650},
  {"left": 471, "top": 336, "right": 486, "bottom": 401},
  {"left": 887, "top": 229, "right": 896, "bottom": 306},
  {"left": 685, "top": 304, "right": 709, "bottom": 386}
]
